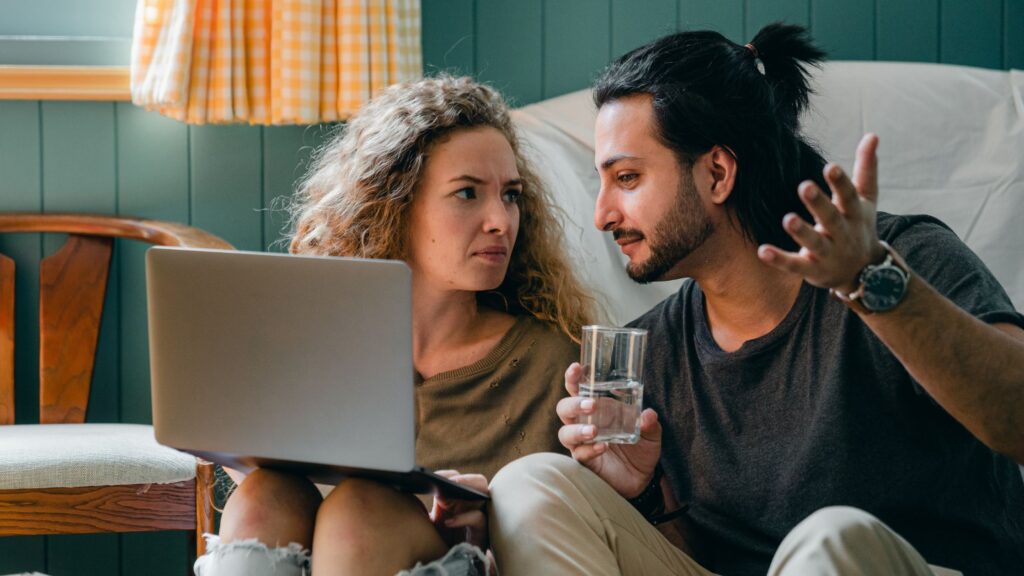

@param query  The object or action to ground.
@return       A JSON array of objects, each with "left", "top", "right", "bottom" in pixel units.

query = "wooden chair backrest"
[{"left": 0, "top": 213, "right": 233, "bottom": 425}]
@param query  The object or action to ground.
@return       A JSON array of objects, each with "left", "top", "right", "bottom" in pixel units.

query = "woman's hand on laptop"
[{"left": 430, "top": 470, "right": 490, "bottom": 549}]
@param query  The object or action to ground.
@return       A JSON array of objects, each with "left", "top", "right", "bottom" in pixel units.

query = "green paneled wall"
[{"left": 0, "top": 0, "right": 1020, "bottom": 574}]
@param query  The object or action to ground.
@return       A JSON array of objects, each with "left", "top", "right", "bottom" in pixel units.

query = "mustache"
[{"left": 612, "top": 228, "right": 644, "bottom": 242}]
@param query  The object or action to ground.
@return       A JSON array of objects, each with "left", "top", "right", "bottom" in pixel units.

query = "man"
[{"left": 487, "top": 24, "right": 1024, "bottom": 576}]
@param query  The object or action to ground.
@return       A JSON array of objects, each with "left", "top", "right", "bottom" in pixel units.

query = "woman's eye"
[
  {"left": 502, "top": 189, "right": 522, "bottom": 203},
  {"left": 617, "top": 173, "right": 638, "bottom": 185},
  {"left": 454, "top": 187, "right": 476, "bottom": 199}
]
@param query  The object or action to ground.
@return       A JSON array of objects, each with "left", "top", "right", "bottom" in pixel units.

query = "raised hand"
[
  {"left": 757, "top": 133, "right": 886, "bottom": 293},
  {"left": 555, "top": 362, "right": 662, "bottom": 498}
]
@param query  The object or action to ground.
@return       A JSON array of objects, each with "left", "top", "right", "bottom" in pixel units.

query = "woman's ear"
[{"left": 704, "top": 145, "right": 737, "bottom": 205}]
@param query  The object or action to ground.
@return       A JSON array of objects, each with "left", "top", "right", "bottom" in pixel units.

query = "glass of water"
[{"left": 577, "top": 325, "right": 647, "bottom": 444}]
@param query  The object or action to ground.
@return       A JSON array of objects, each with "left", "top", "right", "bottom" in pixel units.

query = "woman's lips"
[{"left": 473, "top": 247, "right": 508, "bottom": 262}]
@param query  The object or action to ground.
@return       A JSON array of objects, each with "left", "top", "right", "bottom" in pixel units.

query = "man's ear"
[{"left": 702, "top": 145, "right": 737, "bottom": 205}]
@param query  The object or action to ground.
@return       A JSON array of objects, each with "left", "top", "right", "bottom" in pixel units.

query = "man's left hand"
[{"left": 757, "top": 133, "right": 885, "bottom": 293}]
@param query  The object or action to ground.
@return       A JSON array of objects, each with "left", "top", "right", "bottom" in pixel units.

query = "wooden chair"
[{"left": 0, "top": 213, "right": 233, "bottom": 563}]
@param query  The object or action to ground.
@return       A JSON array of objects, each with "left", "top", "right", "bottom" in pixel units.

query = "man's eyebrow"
[{"left": 599, "top": 154, "right": 639, "bottom": 170}]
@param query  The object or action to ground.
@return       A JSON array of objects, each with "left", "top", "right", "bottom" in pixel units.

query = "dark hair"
[{"left": 593, "top": 23, "right": 827, "bottom": 251}]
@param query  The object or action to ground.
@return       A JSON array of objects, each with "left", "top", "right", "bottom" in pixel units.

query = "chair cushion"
[{"left": 0, "top": 423, "right": 196, "bottom": 490}]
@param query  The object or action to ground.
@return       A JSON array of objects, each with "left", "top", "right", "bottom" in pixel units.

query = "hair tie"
[{"left": 744, "top": 43, "right": 766, "bottom": 75}]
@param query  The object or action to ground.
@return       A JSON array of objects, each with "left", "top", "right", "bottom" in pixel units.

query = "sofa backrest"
[{"left": 512, "top": 61, "right": 1024, "bottom": 324}]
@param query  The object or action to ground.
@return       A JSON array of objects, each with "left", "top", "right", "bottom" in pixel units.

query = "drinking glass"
[{"left": 577, "top": 325, "right": 647, "bottom": 444}]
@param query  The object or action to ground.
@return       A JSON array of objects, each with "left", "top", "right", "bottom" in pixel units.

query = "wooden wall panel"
[
  {"left": 39, "top": 102, "right": 119, "bottom": 425},
  {"left": 262, "top": 125, "right": 327, "bottom": 252},
  {"left": 746, "top": 0, "right": 810, "bottom": 38},
  {"left": 115, "top": 104, "right": 189, "bottom": 427},
  {"left": 114, "top": 104, "right": 199, "bottom": 576},
  {"left": 812, "top": 0, "right": 875, "bottom": 59},
  {"left": 544, "top": 0, "right": 611, "bottom": 98},
  {"left": 877, "top": 0, "right": 939, "bottom": 63},
  {"left": 38, "top": 101, "right": 121, "bottom": 576},
  {"left": 1005, "top": 0, "right": 1024, "bottom": 69},
  {"left": 48, "top": 534, "right": 120, "bottom": 576},
  {"left": 679, "top": 0, "right": 744, "bottom": 42},
  {"left": 475, "top": 0, "right": 543, "bottom": 105},
  {"left": 0, "top": 99, "right": 45, "bottom": 576},
  {"left": 940, "top": 0, "right": 1004, "bottom": 69},
  {"left": 612, "top": 0, "right": 677, "bottom": 56},
  {"left": 421, "top": 0, "right": 475, "bottom": 75},
  {"left": 190, "top": 125, "right": 264, "bottom": 251}
]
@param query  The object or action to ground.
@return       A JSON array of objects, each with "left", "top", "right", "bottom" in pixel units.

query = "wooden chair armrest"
[{"left": 0, "top": 213, "right": 233, "bottom": 249}]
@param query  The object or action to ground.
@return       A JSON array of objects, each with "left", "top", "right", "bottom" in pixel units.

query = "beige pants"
[{"left": 488, "top": 453, "right": 961, "bottom": 576}]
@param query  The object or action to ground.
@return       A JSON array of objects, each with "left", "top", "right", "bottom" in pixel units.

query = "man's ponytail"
[{"left": 749, "top": 22, "right": 826, "bottom": 130}]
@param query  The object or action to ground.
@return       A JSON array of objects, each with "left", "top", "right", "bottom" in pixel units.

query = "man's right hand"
[{"left": 556, "top": 362, "right": 663, "bottom": 499}]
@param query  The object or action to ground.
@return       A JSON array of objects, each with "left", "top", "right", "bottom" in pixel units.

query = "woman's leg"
[
  {"left": 194, "top": 468, "right": 323, "bottom": 576},
  {"left": 219, "top": 468, "right": 324, "bottom": 548},
  {"left": 311, "top": 478, "right": 448, "bottom": 576}
]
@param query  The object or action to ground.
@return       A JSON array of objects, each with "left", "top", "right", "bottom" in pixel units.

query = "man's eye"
[
  {"left": 618, "top": 173, "right": 638, "bottom": 184},
  {"left": 503, "top": 189, "right": 522, "bottom": 203},
  {"left": 454, "top": 187, "right": 476, "bottom": 199}
]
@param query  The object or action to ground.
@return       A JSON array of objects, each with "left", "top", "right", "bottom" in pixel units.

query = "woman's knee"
[
  {"left": 219, "top": 468, "right": 322, "bottom": 547},
  {"left": 313, "top": 478, "right": 445, "bottom": 571}
]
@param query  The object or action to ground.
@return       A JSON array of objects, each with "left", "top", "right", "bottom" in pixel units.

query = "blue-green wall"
[{"left": 1, "top": 1, "right": 1022, "bottom": 574}]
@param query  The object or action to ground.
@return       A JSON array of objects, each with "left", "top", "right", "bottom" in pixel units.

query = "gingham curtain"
[{"left": 130, "top": 0, "right": 422, "bottom": 125}]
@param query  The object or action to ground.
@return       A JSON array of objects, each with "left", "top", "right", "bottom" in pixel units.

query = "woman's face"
[{"left": 407, "top": 126, "right": 522, "bottom": 293}]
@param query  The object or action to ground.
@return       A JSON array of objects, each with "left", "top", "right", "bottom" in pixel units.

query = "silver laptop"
[{"left": 146, "top": 246, "right": 486, "bottom": 500}]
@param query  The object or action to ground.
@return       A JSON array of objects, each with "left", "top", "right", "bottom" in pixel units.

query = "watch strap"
[{"left": 627, "top": 465, "right": 666, "bottom": 520}]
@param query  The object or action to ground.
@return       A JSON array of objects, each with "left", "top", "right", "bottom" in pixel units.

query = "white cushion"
[{"left": 0, "top": 423, "right": 196, "bottom": 490}]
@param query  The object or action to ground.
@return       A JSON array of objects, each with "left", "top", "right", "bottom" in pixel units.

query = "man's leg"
[
  {"left": 769, "top": 506, "right": 961, "bottom": 576},
  {"left": 488, "top": 452, "right": 713, "bottom": 576}
]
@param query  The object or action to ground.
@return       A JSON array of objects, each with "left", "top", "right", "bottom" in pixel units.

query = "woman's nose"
[{"left": 483, "top": 195, "right": 511, "bottom": 234}]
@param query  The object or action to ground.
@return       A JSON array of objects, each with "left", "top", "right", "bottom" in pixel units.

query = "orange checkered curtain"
[{"left": 130, "top": 0, "right": 422, "bottom": 124}]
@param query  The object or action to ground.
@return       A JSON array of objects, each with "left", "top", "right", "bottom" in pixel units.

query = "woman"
[{"left": 194, "top": 75, "right": 596, "bottom": 576}]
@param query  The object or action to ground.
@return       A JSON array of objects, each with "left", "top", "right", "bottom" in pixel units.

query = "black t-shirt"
[{"left": 628, "top": 213, "right": 1024, "bottom": 575}]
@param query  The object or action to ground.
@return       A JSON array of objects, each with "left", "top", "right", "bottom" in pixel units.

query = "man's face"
[{"left": 594, "top": 94, "right": 714, "bottom": 283}]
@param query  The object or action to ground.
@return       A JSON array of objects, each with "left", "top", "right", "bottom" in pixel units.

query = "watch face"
[{"left": 861, "top": 266, "right": 908, "bottom": 311}]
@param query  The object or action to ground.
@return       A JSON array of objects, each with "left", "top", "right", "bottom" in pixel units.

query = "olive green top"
[{"left": 414, "top": 315, "right": 577, "bottom": 481}]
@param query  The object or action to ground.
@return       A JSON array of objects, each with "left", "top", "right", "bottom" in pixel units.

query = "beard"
[{"left": 615, "top": 169, "right": 713, "bottom": 284}]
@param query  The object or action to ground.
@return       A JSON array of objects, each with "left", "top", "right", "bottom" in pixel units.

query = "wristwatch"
[{"left": 831, "top": 240, "right": 910, "bottom": 313}]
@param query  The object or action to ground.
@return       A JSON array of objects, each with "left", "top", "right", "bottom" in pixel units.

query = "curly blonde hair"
[{"left": 288, "top": 75, "right": 594, "bottom": 342}]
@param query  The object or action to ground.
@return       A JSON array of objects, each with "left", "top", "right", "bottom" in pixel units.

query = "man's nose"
[{"left": 594, "top": 184, "right": 622, "bottom": 232}]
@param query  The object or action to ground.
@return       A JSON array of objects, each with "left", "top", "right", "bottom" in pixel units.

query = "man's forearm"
[{"left": 857, "top": 274, "right": 1024, "bottom": 461}]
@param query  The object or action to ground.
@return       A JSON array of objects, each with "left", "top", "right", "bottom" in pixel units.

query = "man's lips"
[{"left": 613, "top": 231, "right": 644, "bottom": 255}]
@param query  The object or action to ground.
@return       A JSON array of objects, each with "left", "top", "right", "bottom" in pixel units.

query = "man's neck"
[{"left": 690, "top": 236, "right": 804, "bottom": 353}]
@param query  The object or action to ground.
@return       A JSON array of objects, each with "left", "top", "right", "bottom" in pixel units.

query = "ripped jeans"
[{"left": 193, "top": 534, "right": 490, "bottom": 576}]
